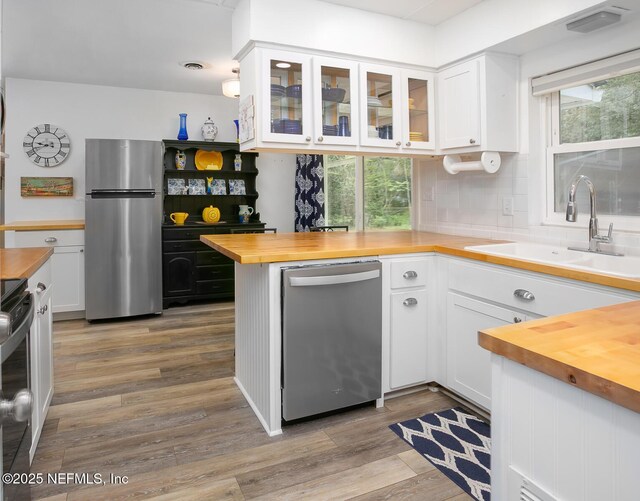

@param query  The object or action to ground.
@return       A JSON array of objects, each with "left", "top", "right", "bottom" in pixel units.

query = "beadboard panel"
[
  {"left": 234, "top": 263, "right": 282, "bottom": 435},
  {"left": 491, "top": 355, "right": 640, "bottom": 501}
]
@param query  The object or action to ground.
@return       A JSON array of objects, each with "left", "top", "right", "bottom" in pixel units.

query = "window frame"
[
  {"left": 324, "top": 156, "right": 414, "bottom": 232},
  {"left": 544, "top": 72, "right": 640, "bottom": 230}
]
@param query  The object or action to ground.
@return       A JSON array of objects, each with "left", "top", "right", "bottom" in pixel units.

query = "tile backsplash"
[{"left": 415, "top": 154, "right": 640, "bottom": 256}]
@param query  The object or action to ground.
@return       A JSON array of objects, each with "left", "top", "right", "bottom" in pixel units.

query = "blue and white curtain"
[{"left": 295, "top": 154, "right": 325, "bottom": 232}]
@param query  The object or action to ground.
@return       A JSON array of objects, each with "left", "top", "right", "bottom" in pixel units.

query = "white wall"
[
  {"left": 233, "top": 0, "right": 436, "bottom": 67},
  {"left": 3, "top": 78, "right": 295, "bottom": 235}
]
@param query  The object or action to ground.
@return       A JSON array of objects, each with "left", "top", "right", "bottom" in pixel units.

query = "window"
[
  {"left": 324, "top": 155, "right": 412, "bottom": 231},
  {"left": 543, "top": 63, "right": 640, "bottom": 228}
]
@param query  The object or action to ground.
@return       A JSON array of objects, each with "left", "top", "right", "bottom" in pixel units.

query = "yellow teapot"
[{"left": 202, "top": 205, "right": 221, "bottom": 224}]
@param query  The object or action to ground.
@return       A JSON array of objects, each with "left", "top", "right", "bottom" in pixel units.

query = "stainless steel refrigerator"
[{"left": 85, "top": 139, "right": 163, "bottom": 321}]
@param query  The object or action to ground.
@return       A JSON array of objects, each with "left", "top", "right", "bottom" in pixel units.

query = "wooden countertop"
[
  {"left": 0, "top": 248, "right": 54, "bottom": 279},
  {"left": 0, "top": 220, "right": 85, "bottom": 231},
  {"left": 479, "top": 301, "right": 640, "bottom": 414},
  {"left": 200, "top": 230, "right": 640, "bottom": 292}
]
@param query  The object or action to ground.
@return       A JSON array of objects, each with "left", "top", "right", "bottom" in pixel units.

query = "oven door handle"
[{"left": 0, "top": 292, "right": 34, "bottom": 365}]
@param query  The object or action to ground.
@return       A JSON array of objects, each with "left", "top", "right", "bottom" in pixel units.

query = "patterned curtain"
[{"left": 295, "top": 154, "right": 325, "bottom": 232}]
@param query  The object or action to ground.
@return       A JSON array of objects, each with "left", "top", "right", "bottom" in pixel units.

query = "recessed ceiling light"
[
  {"left": 275, "top": 62, "right": 291, "bottom": 69},
  {"left": 182, "top": 62, "right": 205, "bottom": 70}
]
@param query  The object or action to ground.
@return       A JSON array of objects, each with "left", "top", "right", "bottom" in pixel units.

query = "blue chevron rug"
[{"left": 389, "top": 407, "right": 491, "bottom": 501}]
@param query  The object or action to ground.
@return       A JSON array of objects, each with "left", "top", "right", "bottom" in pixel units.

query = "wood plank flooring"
[{"left": 31, "top": 302, "right": 469, "bottom": 500}]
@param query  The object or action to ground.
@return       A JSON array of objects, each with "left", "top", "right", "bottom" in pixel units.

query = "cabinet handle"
[
  {"left": 403, "top": 270, "right": 418, "bottom": 279},
  {"left": 36, "top": 282, "right": 47, "bottom": 293},
  {"left": 39, "top": 305, "right": 48, "bottom": 315},
  {"left": 80, "top": 249, "right": 84, "bottom": 253},
  {"left": 405, "top": 141, "right": 411, "bottom": 147},
  {"left": 395, "top": 141, "right": 401, "bottom": 147},
  {"left": 513, "top": 317, "right": 522, "bottom": 323},
  {"left": 514, "top": 289, "right": 535, "bottom": 301},
  {"left": 403, "top": 297, "right": 418, "bottom": 307},
  {"left": 305, "top": 136, "right": 311, "bottom": 142},
  {"left": 317, "top": 136, "right": 324, "bottom": 142},
  {"left": 469, "top": 138, "right": 476, "bottom": 144},
  {"left": 44, "top": 237, "right": 57, "bottom": 243}
]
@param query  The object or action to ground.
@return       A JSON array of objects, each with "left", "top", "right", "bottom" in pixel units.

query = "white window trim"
[{"left": 543, "top": 76, "right": 640, "bottom": 232}]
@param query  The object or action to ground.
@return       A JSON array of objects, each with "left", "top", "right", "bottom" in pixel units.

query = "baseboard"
[
  {"left": 53, "top": 310, "right": 85, "bottom": 321},
  {"left": 234, "top": 377, "right": 282, "bottom": 437},
  {"left": 437, "top": 386, "right": 491, "bottom": 422}
]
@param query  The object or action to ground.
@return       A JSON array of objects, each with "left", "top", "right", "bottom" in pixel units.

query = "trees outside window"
[{"left": 324, "top": 155, "right": 412, "bottom": 231}]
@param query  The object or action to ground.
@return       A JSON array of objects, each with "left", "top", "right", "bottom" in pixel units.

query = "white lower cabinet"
[
  {"left": 390, "top": 289, "right": 428, "bottom": 389},
  {"left": 14, "top": 230, "right": 85, "bottom": 314},
  {"left": 28, "top": 259, "right": 54, "bottom": 462},
  {"left": 445, "top": 293, "right": 534, "bottom": 410}
]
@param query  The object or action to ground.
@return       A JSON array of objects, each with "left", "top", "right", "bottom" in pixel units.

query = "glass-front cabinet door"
[
  {"left": 262, "top": 49, "right": 312, "bottom": 144},
  {"left": 401, "top": 70, "right": 435, "bottom": 151},
  {"left": 312, "top": 57, "right": 359, "bottom": 146},
  {"left": 359, "top": 64, "right": 402, "bottom": 149}
]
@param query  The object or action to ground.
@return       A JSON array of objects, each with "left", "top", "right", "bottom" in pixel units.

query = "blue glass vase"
[{"left": 177, "top": 113, "right": 189, "bottom": 140}]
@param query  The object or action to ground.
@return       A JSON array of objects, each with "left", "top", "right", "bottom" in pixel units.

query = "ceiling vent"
[
  {"left": 566, "top": 11, "right": 621, "bottom": 33},
  {"left": 182, "top": 62, "right": 205, "bottom": 70}
]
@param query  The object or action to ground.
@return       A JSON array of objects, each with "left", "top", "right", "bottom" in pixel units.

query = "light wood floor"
[{"left": 31, "top": 302, "right": 470, "bottom": 500}]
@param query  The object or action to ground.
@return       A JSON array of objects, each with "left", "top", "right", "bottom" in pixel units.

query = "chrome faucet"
[{"left": 565, "top": 175, "right": 623, "bottom": 256}]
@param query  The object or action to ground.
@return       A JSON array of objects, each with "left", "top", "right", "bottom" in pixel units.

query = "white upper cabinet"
[
  {"left": 359, "top": 63, "right": 402, "bottom": 150},
  {"left": 400, "top": 69, "right": 436, "bottom": 151},
  {"left": 313, "top": 57, "right": 359, "bottom": 147},
  {"left": 437, "top": 53, "right": 518, "bottom": 154},
  {"left": 438, "top": 59, "right": 480, "bottom": 150},
  {"left": 261, "top": 49, "right": 313, "bottom": 145}
]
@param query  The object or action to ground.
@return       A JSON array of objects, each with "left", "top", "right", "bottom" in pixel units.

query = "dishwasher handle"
[{"left": 289, "top": 269, "right": 380, "bottom": 287}]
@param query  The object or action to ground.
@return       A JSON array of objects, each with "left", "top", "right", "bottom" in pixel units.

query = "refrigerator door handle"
[{"left": 89, "top": 190, "right": 156, "bottom": 199}]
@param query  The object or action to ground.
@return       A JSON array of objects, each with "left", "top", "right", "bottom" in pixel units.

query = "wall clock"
[{"left": 23, "top": 124, "right": 70, "bottom": 167}]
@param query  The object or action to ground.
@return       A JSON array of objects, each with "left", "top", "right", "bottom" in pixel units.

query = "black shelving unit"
[{"left": 161, "top": 140, "right": 264, "bottom": 308}]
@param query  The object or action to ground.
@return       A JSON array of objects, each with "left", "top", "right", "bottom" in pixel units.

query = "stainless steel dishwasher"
[{"left": 281, "top": 261, "right": 382, "bottom": 422}]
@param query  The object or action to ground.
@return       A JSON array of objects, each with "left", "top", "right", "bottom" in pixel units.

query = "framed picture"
[
  {"left": 21, "top": 177, "right": 73, "bottom": 197},
  {"left": 229, "top": 179, "right": 246, "bottom": 195}
]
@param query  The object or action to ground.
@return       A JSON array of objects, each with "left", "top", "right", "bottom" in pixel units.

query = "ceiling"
[
  {"left": 317, "top": 0, "right": 484, "bottom": 25},
  {"left": 2, "top": 0, "right": 240, "bottom": 96}
]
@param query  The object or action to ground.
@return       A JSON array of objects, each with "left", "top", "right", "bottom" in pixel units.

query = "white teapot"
[{"left": 201, "top": 117, "right": 218, "bottom": 142}]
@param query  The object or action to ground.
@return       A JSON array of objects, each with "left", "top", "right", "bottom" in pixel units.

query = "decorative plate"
[
  {"left": 228, "top": 179, "right": 246, "bottom": 195},
  {"left": 209, "top": 179, "right": 227, "bottom": 195},
  {"left": 195, "top": 150, "right": 223, "bottom": 170},
  {"left": 167, "top": 178, "right": 186, "bottom": 195},
  {"left": 188, "top": 178, "right": 206, "bottom": 195}
]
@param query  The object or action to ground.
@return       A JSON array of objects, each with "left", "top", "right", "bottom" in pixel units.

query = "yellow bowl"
[{"left": 195, "top": 150, "right": 223, "bottom": 170}]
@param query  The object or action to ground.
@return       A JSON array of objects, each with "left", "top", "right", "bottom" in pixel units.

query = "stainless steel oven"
[{"left": 0, "top": 278, "right": 34, "bottom": 501}]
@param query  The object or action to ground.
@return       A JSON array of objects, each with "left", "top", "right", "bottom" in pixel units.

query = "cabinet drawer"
[
  {"left": 390, "top": 259, "right": 428, "bottom": 289},
  {"left": 163, "top": 240, "right": 205, "bottom": 252},
  {"left": 448, "top": 259, "right": 635, "bottom": 317},
  {"left": 15, "top": 230, "right": 84, "bottom": 248},
  {"left": 196, "top": 265, "right": 234, "bottom": 281},
  {"left": 196, "top": 251, "right": 233, "bottom": 266},
  {"left": 196, "top": 279, "right": 234, "bottom": 295},
  {"left": 163, "top": 228, "right": 208, "bottom": 241}
]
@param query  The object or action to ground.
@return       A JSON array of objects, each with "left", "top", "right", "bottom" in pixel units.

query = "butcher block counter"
[
  {"left": 201, "top": 230, "right": 640, "bottom": 292},
  {"left": 479, "top": 301, "right": 640, "bottom": 414},
  {"left": 0, "top": 219, "right": 85, "bottom": 231},
  {"left": 0, "top": 247, "right": 53, "bottom": 278}
]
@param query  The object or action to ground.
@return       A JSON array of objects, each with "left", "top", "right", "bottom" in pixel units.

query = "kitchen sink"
[{"left": 464, "top": 242, "right": 640, "bottom": 278}]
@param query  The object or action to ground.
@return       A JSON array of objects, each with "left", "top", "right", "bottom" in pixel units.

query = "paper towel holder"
[{"left": 443, "top": 152, "right": 501, "bottom": 175}]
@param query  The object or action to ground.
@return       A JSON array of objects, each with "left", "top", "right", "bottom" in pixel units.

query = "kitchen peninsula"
[{"left": 201, "top": 230, "right": 640, "bottom": 436}]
